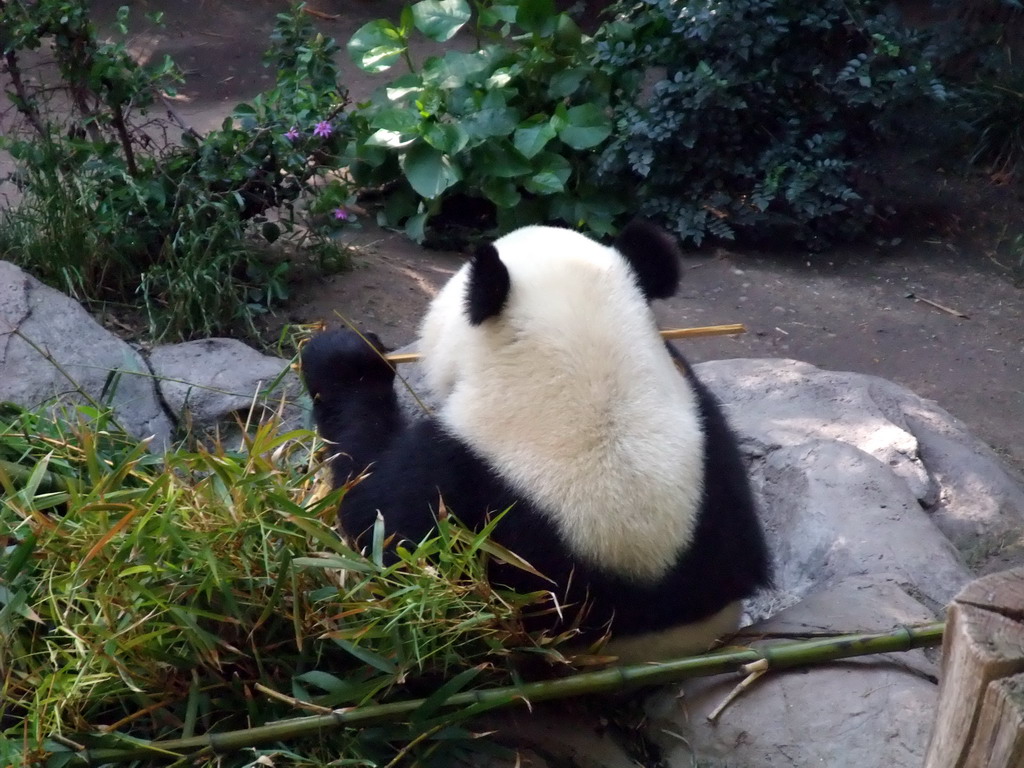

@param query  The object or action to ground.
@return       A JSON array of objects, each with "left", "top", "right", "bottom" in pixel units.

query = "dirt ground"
[{"left": 11, "top": 0, "right": 1024, "bottom": 477}]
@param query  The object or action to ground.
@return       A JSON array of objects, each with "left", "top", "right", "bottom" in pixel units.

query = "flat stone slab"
[{"left": 147, "top": 338, "right": 305, "bottom": 438}]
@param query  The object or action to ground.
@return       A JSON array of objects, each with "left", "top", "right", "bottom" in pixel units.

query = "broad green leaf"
[
  {"left": 401, "top": 143, "right": 461, "bottom": 199},
  {"left": 514, "top": 117, "right": 557, "bottom": 159},
  {"left": 523, "top": 152, "right": 571, "bottom": 195},
  {"left": 405, "top": 211, "right": 429, "bottom": 242},
  {"left": 422, "top": 49, "right": 495, "bottom": 89},
  {"left": 481, "top": 177, "right": 521, "bottom": 208},
  {"left": 554, "top": 13, "right": 583, "bottom": 46},
  {"left": 411, "top": 0, "right": 472, "bottom": 42},
  {"left": 382, "top": 185, "right": 420, "bottom": 226},
  {"left": 473, "top": 141, "right": 531, "bottom": 178},
  {"left": 365, "top": 129, "right": 417, "bottom": 149},
  {"left": 399, "top": 3, "right": 415, "bottom": 35},
  {"left": 385, "top": 72, "right": 425, "bottom": 102},
  {"left": 347, "top": 20, "right": 406, "bottom": 73},
  {"left": 462, "top": 96, "right": 519, "bottom": 142},
  {"left": 516, "top": 0, "right": 557, "bottom": 34},
  {"left": 557, "top": 103, "right": 613, "bottom": 149},
  {"left": 548, "top": 69, "right": 587, "bottom": 99},
  {"left": 422, "top": 121, "right": 469, "bottom": 154},
  {"left": 479, "top": 3, "right": 518, "bottom": 25},
  {"left": 371, "top": 107, "right": 423, "bottom": 133}
]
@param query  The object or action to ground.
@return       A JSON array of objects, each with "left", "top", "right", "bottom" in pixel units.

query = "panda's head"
[
  {"left": 419, "top": 220, "right": 704, "bottom": 580},
  {"left": 419, "top": 219, "right": 683, "bottom": 402}
]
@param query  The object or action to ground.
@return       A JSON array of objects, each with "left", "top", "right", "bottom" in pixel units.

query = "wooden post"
[{"left": 923, "top": 568, "right": 1024, "bottom": 768}]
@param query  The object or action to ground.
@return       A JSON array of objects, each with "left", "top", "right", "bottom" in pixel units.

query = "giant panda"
[{"left": 300, "top": 220, "right": 770, "bottom": 662}]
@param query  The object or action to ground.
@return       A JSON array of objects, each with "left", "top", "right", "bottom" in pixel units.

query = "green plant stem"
[
  {"left": 61, "top": 622, "right": 944, "bottom": 766},
  {"left": 0, "top": 459, "right": 68, "bottom": 493}
]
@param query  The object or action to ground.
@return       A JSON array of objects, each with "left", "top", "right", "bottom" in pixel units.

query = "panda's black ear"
[
  {"left": 465, "top": 243, "right": 510, "bottom": 325},
  {"left": 614, "top": 218, "right": 682, "bottom": 300}
]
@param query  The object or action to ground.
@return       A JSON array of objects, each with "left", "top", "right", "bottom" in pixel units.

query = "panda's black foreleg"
[{"left": 300, "top": 329, "right": 405, "bottom": 487}]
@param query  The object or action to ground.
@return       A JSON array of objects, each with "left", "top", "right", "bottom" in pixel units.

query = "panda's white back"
[{"left": 418, "top": 225, "right": 705, "bottom": 583}]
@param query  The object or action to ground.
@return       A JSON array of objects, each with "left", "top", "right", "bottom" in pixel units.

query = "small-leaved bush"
[
  {"left": 0, "top": 401, "right": 567, "bottom": 767},
  {"left": 593, "top": 0, "right": 951, "bottom": 246},
  {"left": 0, "top": 2, "right": 355, "bottom": 340}
]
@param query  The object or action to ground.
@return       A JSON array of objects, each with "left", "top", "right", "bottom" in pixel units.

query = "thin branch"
[
  {"left": 110, "top": 100, "right": 139, "bottom": 176},
  {"left": 2, "top": 48, "right": 49, "bottom": 139},
  {"left": 157, "top": 90, "right": 201, "bottom": 140}
]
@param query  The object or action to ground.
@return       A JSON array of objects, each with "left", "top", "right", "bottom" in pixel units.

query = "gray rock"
[
  {"left": 147, "top": 338, "right": 306, "bottom": 438},
  {"left": 697, "top": 358, "right": 1024, "bottom": 591},
  {"left": 0, "top": 261, "right": 172, "bottom": 447},
  {"left": 648, "top": 576, "right": 942, "bottom": 768},
  {"left": 701, "top": 358, "right": 1024, "bottom": 547},
  {"left": 757, "top": 439, "right": 970, "bottom": 610}
]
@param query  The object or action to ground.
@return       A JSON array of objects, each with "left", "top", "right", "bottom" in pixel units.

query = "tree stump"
[{"left": 924, "top": 568, "right": 1024, "bottom": 768}]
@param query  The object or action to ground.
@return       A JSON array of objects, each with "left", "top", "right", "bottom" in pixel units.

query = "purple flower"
[
  {"left": 332, "top": 207, "right": 349, "bottom": 221},
  {"left": 284, "top": 126, "right": 300, "bottom": 141},
  {"left": 313, "top": 120, "right": 333, "bottom": 139}
]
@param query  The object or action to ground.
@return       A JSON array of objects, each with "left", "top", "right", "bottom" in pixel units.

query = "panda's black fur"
[{"left": 301, "top": 220, "right": 770, "bottom": 659}]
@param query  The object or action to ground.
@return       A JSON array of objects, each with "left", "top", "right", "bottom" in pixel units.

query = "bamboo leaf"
[
  {"left": 411, "top": 665, "right": 483, "bottom": 723},
  {"left": 79, "top": 507, "right": 142, "bottom": 567},
  {"left": 331, "top": 637, "right": 398, "bottom": 674}
]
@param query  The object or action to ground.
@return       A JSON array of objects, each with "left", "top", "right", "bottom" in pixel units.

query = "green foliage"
[
  {"left": 346, "top": 0, "right": 626, "bottom": 241},
  {"left": 966, "top": 80, "right": 1024, "bottom": 175},
  {"left": 349, "top": 0, "right": 952, "bottom": 247},
  {"left": 0, "top": 402, "right": 566, "bottom": 767},
  {"left": 593, "top": 0, "right": 950, "bottom": 246},
  {"left": 0, "top": 2, "right": 355, "bottom": 340}
]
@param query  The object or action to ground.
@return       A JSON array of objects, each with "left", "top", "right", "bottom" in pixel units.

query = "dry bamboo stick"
[{"left": 384, "top": 323, "right": 747, "bottom": 365}]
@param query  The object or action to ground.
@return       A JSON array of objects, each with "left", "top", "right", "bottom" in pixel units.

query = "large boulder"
[
  {"left": 0, "top": 261, "right": 173, "bottom": 448},
  {"left": 0, "top": 262, "right": 307, "bottom": 450}
]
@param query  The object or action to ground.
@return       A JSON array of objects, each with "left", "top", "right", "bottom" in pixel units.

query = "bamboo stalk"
[
  {"left": 384, "top": 324, "right": 747, "bottom": 364},
  {"left": 64, "top": 622, "right": 943, "bottom": 766},
  {"left": 0, "top": 458, "right": 68, "bottom": 494}
]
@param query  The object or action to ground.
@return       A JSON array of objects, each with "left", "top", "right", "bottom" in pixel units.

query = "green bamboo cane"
[
  {"left": 61, "top": 621, "right": 944, "bottom": 766},
  {"left": 0, "top": 458, "right": 69, "bottom": 494}
]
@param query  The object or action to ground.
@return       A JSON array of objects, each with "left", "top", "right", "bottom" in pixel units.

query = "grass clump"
[
  {"left": 0, "top": 403, "right": 563, "bottom": 767},
  {"left": 0, "top": 2, "right": 355, "bottom": 341}
]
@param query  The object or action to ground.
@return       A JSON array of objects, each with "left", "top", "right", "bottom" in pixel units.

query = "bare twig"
[
  {"left": 906, "top": 293, "right": 970, "bottom": 319},
  {"left": 707, "top": 658, "right": 768, "bottom": 722},
  {"left": 384, "top": 324, "right": 748, "bottom": 365},
  {"left": 1, "top": 48, "right": 49, "bottom": 139}
]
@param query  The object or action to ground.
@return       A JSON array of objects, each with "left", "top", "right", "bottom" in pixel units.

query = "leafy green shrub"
[
  {"left": 346, "top": 0, "right": 626, "bottom": 241},
  {"left": 349, "top": 0, "right": 952, "bottom": 247},
  {"left": 593, "top": 0, "right": 950, "bottom": 246},
  {"left": 0, "top": 2, "right": 355, "bottom": 340},
  {"left": 0, "top": 403, "right": 563, "bottom": 766}
]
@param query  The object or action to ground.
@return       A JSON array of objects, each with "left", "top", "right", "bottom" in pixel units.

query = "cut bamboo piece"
[{"left": 384, "top": 323, "right": 747, "bottom": 365}]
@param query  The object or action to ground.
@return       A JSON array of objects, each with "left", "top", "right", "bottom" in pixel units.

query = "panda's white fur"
[{"left": 418, "top": 225, "right": 705, "bottom": 583}]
